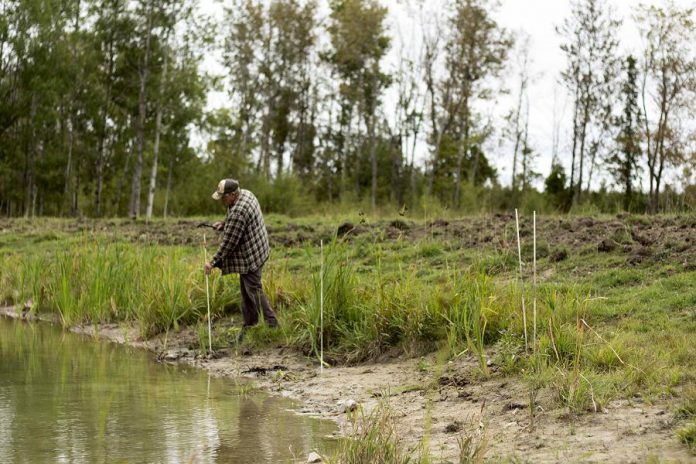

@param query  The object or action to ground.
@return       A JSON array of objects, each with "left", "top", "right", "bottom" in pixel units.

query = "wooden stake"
[
  {"left": 203, "top": 233, "right": 212, "bottom": 354},
  {"left": 320, "top": 239, "right": 324, "bottom": 373},
  {"left": 515, "top": 209, "right": 528, "bottom": 352},
  {"left": 533, "top": 211, "right": 537, "bottom": 353}
]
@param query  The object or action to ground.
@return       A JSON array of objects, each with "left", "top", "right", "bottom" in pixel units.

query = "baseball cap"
[{"left": 212, "top": 179, "right": 240, "bottom": 200}]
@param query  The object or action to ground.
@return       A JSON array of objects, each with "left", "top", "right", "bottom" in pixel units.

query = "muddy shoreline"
[{"left": 3, "top": 305, "right": 692, "bottom": 462}]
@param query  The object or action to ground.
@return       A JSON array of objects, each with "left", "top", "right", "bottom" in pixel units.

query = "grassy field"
[{"left": 1, "top": 213, "right": 695, "bottom": 460}]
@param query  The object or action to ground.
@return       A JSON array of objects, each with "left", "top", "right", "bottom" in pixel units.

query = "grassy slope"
[{"left": 1, "top": 213, "right": 695, "bottom": 456}]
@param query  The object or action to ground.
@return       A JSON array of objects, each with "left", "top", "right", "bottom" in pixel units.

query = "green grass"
[
  {"left": 1, "top": 215, "right": 695, "bottom": 456},
  {"left": 678, "top": 421, "right": 696, "bottom": 455},
  {"left": 324, "top": 404, "right": 414, "bottom": 464}
]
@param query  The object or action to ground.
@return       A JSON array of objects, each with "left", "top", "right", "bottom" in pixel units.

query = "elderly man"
[{"left": 204, "top": 179, "right": 277, "bottom": 343}]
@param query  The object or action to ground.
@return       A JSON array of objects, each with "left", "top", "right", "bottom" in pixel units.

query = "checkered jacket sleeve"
[{"left": 211, "top": 209, "right": 247, "bottom": 268}]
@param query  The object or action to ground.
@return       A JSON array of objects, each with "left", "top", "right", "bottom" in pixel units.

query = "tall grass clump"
[
  {"left": 293, "top": 240, "right": 364, "bottom": 361},
  {"left": 1, "top": 237, "right": 238, "bottom": 339},
  {"left": 1, "top": 253, "right": 46, "bottom": 311},
  {"left": 325, "top": 403, "right": 413, "bottom": 464},
  {"left": 291, "top": 240, "right": 450, "bottom": 363},
  {"left": 441, "top": 272, "right": 493, "bottom": 373}
]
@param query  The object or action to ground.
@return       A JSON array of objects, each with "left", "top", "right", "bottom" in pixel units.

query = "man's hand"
[
  {"left": 204, "top": 262, "right": 214, "bottom": 275},
  {"left": 213, "top": 221, "right": 224, "bottom": 231}
]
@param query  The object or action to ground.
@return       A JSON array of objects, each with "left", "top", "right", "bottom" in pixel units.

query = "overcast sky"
[{"left": 199, "top": 0, "right": 695, "bottom": 190}]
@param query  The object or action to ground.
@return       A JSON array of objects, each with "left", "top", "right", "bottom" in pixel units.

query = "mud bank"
[{"left": 2, "top": 305, "right": 692, "bottom": 463}]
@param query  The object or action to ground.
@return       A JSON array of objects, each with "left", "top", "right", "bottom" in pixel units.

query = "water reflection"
[{"left": 0, "top": 317, "right": 334, "bottom": 463}]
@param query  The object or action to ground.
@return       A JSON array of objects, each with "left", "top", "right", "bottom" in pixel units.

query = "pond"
[{"left": 0, "top": 316, "right": 335, "bottom": 463}]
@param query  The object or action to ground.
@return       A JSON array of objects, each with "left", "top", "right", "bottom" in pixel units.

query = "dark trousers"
[{"left": 239, "top": 265, "right": 277, "bottom": 327}]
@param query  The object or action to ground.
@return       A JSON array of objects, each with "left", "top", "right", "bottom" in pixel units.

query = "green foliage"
[
  {"left": 325, "top": 403, "right": 413, "bottom": 464},
  {"left": 1, "top": 238, "right": 236, "bottom": 337},
  {"left": 678, "top": 421, "right": 696, "bottom": 455},
  {"left": 677, "top": 387, "right": 696, "bottom": 420},
  {"left": 442, "top": 273, "right": 492, "bottom": 373},
  {"left": 544, "top": 162, "right": 571, "bottom": 212}
]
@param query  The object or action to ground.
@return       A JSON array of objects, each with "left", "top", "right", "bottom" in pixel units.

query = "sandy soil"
[{"left": 2, "top": 306, "right": 693, "bottom": 463}]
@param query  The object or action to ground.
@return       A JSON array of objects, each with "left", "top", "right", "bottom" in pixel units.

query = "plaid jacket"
[{"left": 211, "top": 189, "right": 270, "bottom": 275}]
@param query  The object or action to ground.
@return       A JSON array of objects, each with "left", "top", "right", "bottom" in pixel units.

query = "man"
[{"left": 204, "top": 179, "right": 278, "bottom": 343}]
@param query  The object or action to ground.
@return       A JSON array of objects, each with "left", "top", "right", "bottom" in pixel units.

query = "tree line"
[{"left": 1, "top": 0, "right": 695, "bottom": 218}]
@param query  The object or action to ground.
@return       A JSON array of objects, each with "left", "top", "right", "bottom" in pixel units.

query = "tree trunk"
[
  {"left": 454, "top": 130, "right": 465, "bottom": 207},
  {"left": 129, "top": 0, "right": 153, "bottom": 219},
  {"left": 369, "top": 114, "right": 377, "bottom": 210},
  {"left": 115, "top": 135, "right": 134, "bottom": 214},
  {"left": 511, "top": 99, "right": 522, "bottom": 191},
  {"left": 63, "top": 116, "right": 74, "bottom": 216},
  {"left": 95, "top": 132, "right": 106, "bottom": 217},
  {"left": 72, "top": 159, "right": 80, "bottom": 217},
  {"left": 163, "top": 152, "right": 174, "bottom": 218},
  {"left": 24, "top": 94, "right": 38, "bottom": 218},
  {"left": 624, "top": 155, "right": 632, "bottom": 211},
  {"left": 409, "top": 128, "right": 418, "bottom": 201},
  {"left": 146, "top": 46, "right": 168, "bottom": 220},
  {"left": 521, "top": 109, "right": 530, "bottom": 191},
  {"left": 569, "top": 91, "right": 580, "bottom": 194},
  {"left": 575, "top": 95, "right": 590, "bottom": 205},
  {"left": 62, "top": 0, "right": 81, "bottom": 217}
]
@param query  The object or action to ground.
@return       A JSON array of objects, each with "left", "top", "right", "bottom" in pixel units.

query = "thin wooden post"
[
  {"left": 320, "top": 239, "right": 324, "bottom": 373},
  {"left": 533, "top": 211, "right": 537, "bottom": 353},
  {"left": 203, "top": 234, "right": 212, "bottom": 354},
  {"left": 515, "top": 209, "right": 528, "bottom": 352}
]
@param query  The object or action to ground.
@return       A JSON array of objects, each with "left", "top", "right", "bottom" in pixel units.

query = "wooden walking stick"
[{"left": 203, "top": 234, "right": 212, "bottom": 354}]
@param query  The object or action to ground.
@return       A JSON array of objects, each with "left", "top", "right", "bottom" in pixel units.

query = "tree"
[
  {"left": 222, "top": 0, "right": 317, "bottom": 182},
  {"left": 222, "top": 0, "right": 264, "bottom": 175},
  {"left": 326, "top": 0, "right": 391, "bottom": 209},
  {"left": 392, "top": 28, "right": 424, "bottom": 206},
  {"left": 608, "top": 54, "right": 641, "bottom": 211},
  {"left": 442, "top": 0, "right": 511, "bottom": 206},
  {"left": 90, "top": 0, "right": 133, "bottom": 217},
  {"left": 636, "top": 2, "right": 696, "bottom": 213},
  {"left": 558, "top": 0, "right": 621, "bottom": 205},
  {"left": 545, "top": 159, "right": 570, "bottom": 210},
  {"left": 505, "top": 33, "right": 532, "bottom": 192}
]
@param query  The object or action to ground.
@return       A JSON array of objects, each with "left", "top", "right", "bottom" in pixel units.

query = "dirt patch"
[
  {"left": 2, "top": 215, "right": 694, "bottom": 267},
  {"left": 2, "top": 306, "right": 692, "bottom": 462}
]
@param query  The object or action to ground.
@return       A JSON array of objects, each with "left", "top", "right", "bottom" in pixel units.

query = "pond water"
[{"left": 0, "top": 316, "right": 335, "bottom": 463}]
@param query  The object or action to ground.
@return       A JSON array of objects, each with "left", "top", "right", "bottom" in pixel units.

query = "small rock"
[
  {"left": 307, "top": 451, "right": 322, "bottom": 463},
  {"left": 445, "top": 421, "right": 462, "bottom": 433},
  {"left": 338, "top": 399, "right": 358, "bottom": 413},
  {"left": 164, "top": 350, "right": 181, "bottom": 361}
]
